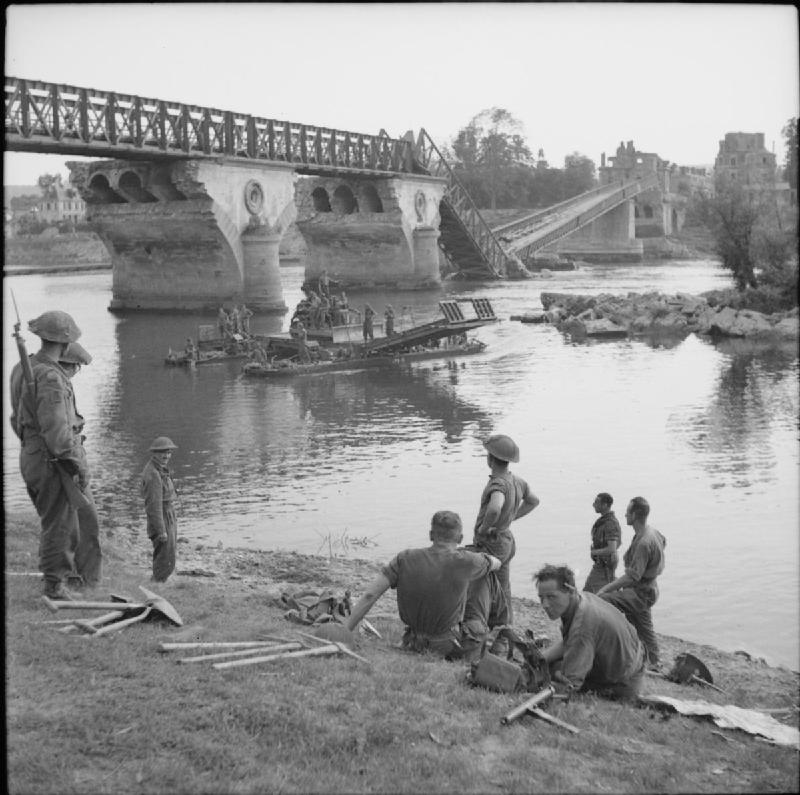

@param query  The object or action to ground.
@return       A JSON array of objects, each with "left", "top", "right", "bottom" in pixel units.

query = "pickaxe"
[{"left": 42, "top": 585, "right": 182, "bottom": 635}]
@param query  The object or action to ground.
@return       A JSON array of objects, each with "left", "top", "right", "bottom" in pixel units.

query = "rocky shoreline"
[{"left": 514, "top": 291, "right": 800, "bottom": 340}]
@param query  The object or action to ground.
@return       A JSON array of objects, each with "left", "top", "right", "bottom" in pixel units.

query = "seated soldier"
[
  {"left": 535, "top": 564, "right": 645, "bottom": 702},
  {"left": 346, "top": 510, "right": 501, "bottom": 660}
]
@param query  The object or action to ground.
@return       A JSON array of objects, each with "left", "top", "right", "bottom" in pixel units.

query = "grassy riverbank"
[{"left": 6, "top": 509, "right": 798, "bottom": 794}]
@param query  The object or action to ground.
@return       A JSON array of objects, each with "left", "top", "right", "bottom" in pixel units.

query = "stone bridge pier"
[
  {"left": 293, "top": 174, "right": 446, "bottom": 290},
  {"left": 68, "top": 159, "right": 297, "bottom": 312},
  {"left": 544, "top": 201, "right": 643, "bottom": 262}
]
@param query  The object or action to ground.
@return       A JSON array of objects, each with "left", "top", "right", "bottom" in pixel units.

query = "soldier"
[
  {"left": 140, "top": 437, "right": 179, "bottom": 583},
  {"left": 384, "top": 304, "right": 395, "bottom": 337},
  {"left": 57, "top": 342, "right": 103, "bottom": 589},
  {"left": 472, "top": 434, "right": 539, "bottom": 628},
  {"left": 239, "top": 304, "right": 253, "bottom": 335},
  {"left": 318, "top": 268, "right": 331, "bottom": 299},
  {"left": 9, "top": 310, "right": 91, "bottom": 600},
  {"left": 217, "top": 306, "right": 229, "bottom": 340},
  {"left": 363, "top": 304, "right": 376, "bottom": 342}
]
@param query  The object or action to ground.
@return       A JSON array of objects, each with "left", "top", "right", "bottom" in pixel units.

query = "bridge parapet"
[{"left": 5, "top": 76, "right": 416, "bottom": 176}]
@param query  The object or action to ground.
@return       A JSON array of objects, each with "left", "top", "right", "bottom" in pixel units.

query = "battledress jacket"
[{"left": 140, "top": 458, "right": 177, "bottom": 539}]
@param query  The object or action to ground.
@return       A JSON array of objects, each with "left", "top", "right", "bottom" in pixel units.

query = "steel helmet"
[
  {"left": 483, "top": 434, "right": 519, "bottom": 463},
  {"left": 28, "top": 311, "right": 82, "bottom": 343},
  {"left": 59, "top": 342, "right": 93, "bottom": 365},
  {"left": 149, "top": 436, "right": 178, "bottom": 451}
]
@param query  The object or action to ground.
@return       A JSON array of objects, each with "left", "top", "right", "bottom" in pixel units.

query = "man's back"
[
  {"left": 383, "top": 546, "right": 492, "bottom": 637},
  {"left": 563, "top": 592, "right": 644, "bottom": 687}
]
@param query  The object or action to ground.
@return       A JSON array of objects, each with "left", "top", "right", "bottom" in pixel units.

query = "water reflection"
[{"left": 675, "top": 338, "right": 799, "bottom": 492}]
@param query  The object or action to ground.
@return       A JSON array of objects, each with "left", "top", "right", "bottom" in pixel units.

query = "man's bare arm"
[{"left": 345, "top": 573, "right": 391, "bottom": 631}]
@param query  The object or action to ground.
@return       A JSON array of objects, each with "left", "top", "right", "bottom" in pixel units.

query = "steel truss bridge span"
[{"left": 4, "top": 76, "right": 418, "bottom": 176}]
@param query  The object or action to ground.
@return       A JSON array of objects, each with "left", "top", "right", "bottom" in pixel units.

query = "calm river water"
[{"left": 4, "top": 261, "right": 798, "bottom": 670}]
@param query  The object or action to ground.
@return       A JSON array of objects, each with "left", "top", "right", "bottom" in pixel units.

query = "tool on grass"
[
  {"left": 212, "top": 641, "right": 370, "bottom": 670},
  {"left": 160, "top": 641, "right": 288, "bottom": 651},
  {"left": 652, "top": 652, "right": 727, "bottom": 694},
  {"left": 501, "top": 684, "right": 580, "bottom": 733},
  {"left": 176, "top": 643, "right": 303, "bottom": 664},
  {"left": 42, "top": 585, "right": 182, "bottom": 633}
]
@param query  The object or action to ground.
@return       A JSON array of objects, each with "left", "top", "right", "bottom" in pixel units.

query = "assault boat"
[{"left": 242, "top": 338, "right": 487, "bottom": 379}]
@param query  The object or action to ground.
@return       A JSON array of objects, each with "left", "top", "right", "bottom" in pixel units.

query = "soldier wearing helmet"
[
  {"left": 140, "top": 436, "right": 179, "bottom": 582},
  {"left": 472, "top": 434, "right": 539, "bottom": 630},
  {"left": 8, "top": 310, "right": 97, "bottom": 600},
  {"left": 56, "top": 341, "right": 103, "bottom": 589}
]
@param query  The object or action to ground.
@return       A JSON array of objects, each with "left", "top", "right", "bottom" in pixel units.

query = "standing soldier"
[
  {"left": 384, "top": 304, "right": 395, "bottom": 337},
  {"left": 140, "top": 437, "right": 179, "bottom": 583},
  {"left": 472, "top": 434, "right": 539, "bottom": 628},
  {"left": 239, "top": 303, "right": 253, "bottom": 335},
  {"left": 217, "top": 306, "right": 229, "bottom": 340},
  {"left": 583, "top": 492, "right": 622, "bottom": 593},
  {"left": 597, "top": 497, "right": 666, "bottom": 668},
  {"left": 363, "top": 304, "right": 376, "bottom": 342},
  {"left": 57, "top": 342, "right": 103, "bottom": 589},
  {"left": 9, "top": 309, "right": 93, "bottom": 600}
]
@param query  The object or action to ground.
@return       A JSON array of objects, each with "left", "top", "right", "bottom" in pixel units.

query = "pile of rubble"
[{"left": 536, "top": 292, "right": 799, "bottom": 340}]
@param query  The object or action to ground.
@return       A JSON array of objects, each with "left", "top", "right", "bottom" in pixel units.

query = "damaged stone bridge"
[{"left": 5, "top": 77, "right": 455, "bottom": 312}]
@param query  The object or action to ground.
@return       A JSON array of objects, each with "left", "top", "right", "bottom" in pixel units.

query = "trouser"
[
  {"left": 600, "top": 587, "right": 659, "bottom": 665},
  {"left": 151, "top": 504, "right": 178, "bottom": 582},
  {"left": 402, "top": 627, "right": 463, "bottom": 659},
  {"left": 66, "top": 483, "right": 103, "bottom": 587},
  {"left": 21, "top": 444, "right": 78, "bottom": 588},
  {"left": 551, "top": 662, "right": 644, "bottom": 702},
  {"left": 473, "top": 532, "right": 516, "bottom": 624},
  {"left": 583, "top": 559, "right": 617, "bottom": 594}
]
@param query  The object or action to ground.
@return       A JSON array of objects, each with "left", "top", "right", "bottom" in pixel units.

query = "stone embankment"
[{"left": 532, "top": 291, "right": 800, "bottom": 340}]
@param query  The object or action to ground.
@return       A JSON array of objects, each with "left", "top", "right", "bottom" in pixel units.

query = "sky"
[{"left": 4, "top": 3, "right": 799, "bottom": 185}]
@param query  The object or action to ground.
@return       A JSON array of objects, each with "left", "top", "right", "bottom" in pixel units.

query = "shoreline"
[
  {"left": 6, "top": 509, "right": 798, "bottom": 793},
  {"left": 6, "top": 507, "right": 797, "bottom": 676}
]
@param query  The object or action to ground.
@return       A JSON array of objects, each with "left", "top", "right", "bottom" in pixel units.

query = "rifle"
[
  {"left": 501, "top": 684, "right": 580, "bottom": 733},
  {"left": 10, "top": 290, "right": 91, "bottom": 510}
]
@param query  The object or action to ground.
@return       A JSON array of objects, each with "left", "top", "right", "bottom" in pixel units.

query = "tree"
[
  {"left": 37, "top": 173, "right": 60, "bottom": 194},
  {"left": 699, "top": 177, "right": 795, "bottom": 294},
  {"left": 451, "top": 108, "right": 533, "bottom": 210},
  {"left": 781, "top": 117, "right": 797, "bottom": 190},
  {"left": 562, "top": 152, "right": 597, "bottom": 197}
]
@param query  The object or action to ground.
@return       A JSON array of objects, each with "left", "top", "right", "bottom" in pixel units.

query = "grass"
[{"left": 6, "top": 510, "right": 799, "bottom": 794}]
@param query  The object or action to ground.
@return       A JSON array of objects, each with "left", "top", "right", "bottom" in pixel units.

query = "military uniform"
[
  {"left": 140, "top": 444, "right": 178, "bottom": 582},
  {"left": 472, "top": 470, "right": 533, "bottom": 624},
  {"left": 555, "top": 591, "right": 645, "bottom": 701},
  {"left": 600, "top": 526, "right": 666, "bottom": 666},
  {"left": 381, "top": 545, "right": 496, "bottom": 659},
  {"left": 583, "top": 511, "right": 622, "bottom": 593},
  {"left": 10, "top": 343, "right": 89, "bottom": 594}
]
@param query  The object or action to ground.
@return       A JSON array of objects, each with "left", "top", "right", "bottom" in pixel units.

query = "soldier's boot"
[{"left": 43, "top": 581, "right": 76, "bottom": 601}]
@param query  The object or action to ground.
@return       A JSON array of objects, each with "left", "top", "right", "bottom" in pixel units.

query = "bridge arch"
[
  {"left": 119, "top": 170, "right": 158, "bottom": 203},
  {"left": 332, "top": 185, "right": 358, "bottom": 215},
  {"left": 88, "top": 173, "right": 125, "bottom": 204},
  {"left": 359, "top": 184, "right": 383, "bottom": 213},
  {"left": 312, "top": 187, "right": 332, "bottom": 212}
]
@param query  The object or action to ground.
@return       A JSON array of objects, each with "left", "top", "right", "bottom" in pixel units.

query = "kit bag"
[{"left": 467, "top": 628, "right": 551, "bottom": 694}]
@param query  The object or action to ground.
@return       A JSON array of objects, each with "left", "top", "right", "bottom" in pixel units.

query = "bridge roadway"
[{"left": 492, "top": 174, "right": 659, "bottom": 260}]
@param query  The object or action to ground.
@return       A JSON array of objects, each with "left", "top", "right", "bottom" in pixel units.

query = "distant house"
[{"left": 38, "top": 174, "right": 87, "bottom": 224}]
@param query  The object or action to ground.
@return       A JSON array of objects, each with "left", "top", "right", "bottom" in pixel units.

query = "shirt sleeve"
[
  {"left": 463, "top": 551, "right": 494, "bottom": 580},
  {"left": 36, "top": 368, "right": 76, "bottom": 461},
  {"left": 606, "top": 516, "right": 622, "bottom": 545},
  {"left": 560, "top": 633, "right": 596, "bottom": 690},
  {"left": 381, "top": 554, "right": 402, "bottom": 589}
]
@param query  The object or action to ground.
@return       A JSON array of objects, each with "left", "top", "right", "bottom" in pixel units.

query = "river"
[{"left": 4, "top": 260, "right": 798, "bottom": 671}]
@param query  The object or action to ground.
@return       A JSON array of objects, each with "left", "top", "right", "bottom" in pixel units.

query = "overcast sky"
[{"left": 4, "top": 3, "right": 799, "bottom": 185}]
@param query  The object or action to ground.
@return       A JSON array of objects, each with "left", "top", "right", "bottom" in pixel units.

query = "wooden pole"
[
  {"left": 213, "top": 644, "right": 341, "bottom": 670},
  {"left": 178, "top": 643, "right": 302, "bottom": 664}
]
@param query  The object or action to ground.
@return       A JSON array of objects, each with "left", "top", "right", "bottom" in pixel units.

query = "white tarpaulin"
[{"left": 641, "top": 695, "right": 799, "bottom": 749}]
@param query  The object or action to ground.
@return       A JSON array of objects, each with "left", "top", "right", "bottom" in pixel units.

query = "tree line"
[{"left": 441, "top": 107, "right": 596, "bottom": 210}]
